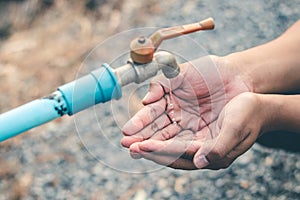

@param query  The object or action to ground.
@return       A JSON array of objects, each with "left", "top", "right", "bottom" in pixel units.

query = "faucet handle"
[
  {"left": 150, "top": 17, "right": 214, "bottom": 49},
  {"left": 130, "top": 18, "right": 215, "bottom": 64}
]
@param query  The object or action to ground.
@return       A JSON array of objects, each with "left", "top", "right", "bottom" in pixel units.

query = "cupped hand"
[
  {"left": 193, "top": 92, "right": 269, "bottom": 169},
  {"left": 121, "top": 55, "right": 252, "bottom": 169},
  {"left": 125, "top": 92, "right": 269, "bottom": 170}
]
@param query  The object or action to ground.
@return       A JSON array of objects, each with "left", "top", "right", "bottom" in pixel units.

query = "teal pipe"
[
  {"left": 0, "top": 92, "right": 67, "bottom": 141},
  {"left": 58, "top": 63, "right": 121, "bottom": 115},
  {"left": 0, "top": 63, "right": 121, "bottom": 142}
]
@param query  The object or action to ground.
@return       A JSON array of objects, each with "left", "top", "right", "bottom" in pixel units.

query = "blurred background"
[{"left": 0, "top": 0, "right": 299, "bottom": 199}]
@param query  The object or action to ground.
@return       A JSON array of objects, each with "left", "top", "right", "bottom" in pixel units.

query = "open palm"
[{"left": 121, "top": 55, "right": 252, "bottom": 169}]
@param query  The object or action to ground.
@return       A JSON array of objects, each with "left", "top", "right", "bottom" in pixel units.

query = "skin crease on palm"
[{"left": 121, "top": 55, "right": 253, "bottom": 170}]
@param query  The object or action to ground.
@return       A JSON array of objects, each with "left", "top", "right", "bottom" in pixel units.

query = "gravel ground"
[{"left": 0, "top": 0, "right": 300, "bottom": 199}]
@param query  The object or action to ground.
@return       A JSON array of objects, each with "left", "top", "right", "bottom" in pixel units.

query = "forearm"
[
  {"left": 260, "top": 94, "right": 300, "bottom": 134},
  {"left": 226, "top": 20, "right": 300, "bottom": 94}
]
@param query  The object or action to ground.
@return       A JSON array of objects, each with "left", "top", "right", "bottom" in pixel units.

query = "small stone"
[
  {"left": 295, "top": 173, "right": 300, "bottom": 182},
  {"left": 264, "top": 157, "right": 273, "bottom": 166},
  {"left": 295, "top": 185, "right": 300, "bottom": 193},
  {"left": 296, "top": 160, "right": 300, "bottom": 168},
  {"left": 215, "top": 178, "right": 225, "bottom": 187},
  {"left": 174, "top": 176, "right": 188, "bottom": 193},
  {"left": 157, "top": 178, "right": 168, "bottom": 188},
  {"left": 161, "top": 188, "right": 172, "bottom": 199},
  {"left": 240, "top": 180, "right": 249, "bottom": 189},
  {"left": 237, "top": 150, "right": 253, "bottom": 165},
  {"left": 133, "top": 189, "right": 147, "bottom": 200},
  {"left": 225, "top": 189, "right": 235, "bottom": 198}
]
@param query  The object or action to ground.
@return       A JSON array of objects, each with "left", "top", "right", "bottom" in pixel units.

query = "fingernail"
[
  {"left": 122, "top": 120, "right": 142, "bottom": 136},
  {"left": 130, "top": 151, "right": 142, "bottom": 159},
  {"left": 130, "top": 143, "right": 143, "bottom": 159},
  {"left": 122, "top": 121, "right": 133, "bottom": 135},
  {"left": 194, "top": 155, "right": 209, "bottom": 168},
  {"left": 142, "top": 92, "right": 151, "bottom": 102}
]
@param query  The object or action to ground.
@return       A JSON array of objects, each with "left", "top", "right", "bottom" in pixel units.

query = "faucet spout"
[
  {"left": 154, "top": 51, "right": 180, "bottom": 79},
  {"left": 114, "top": 51, "right": 180, "bottom": 87}
]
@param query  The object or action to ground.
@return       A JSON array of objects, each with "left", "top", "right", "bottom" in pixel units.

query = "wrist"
[
  {"left": 220, "top": 53, "right": 255, "bottom": 93},
  {"left": 224, "top": 47, "right": 284, "bottom": 94},
  {"left": 259, "top": 94, "right": 300, "bottom": 134},
  {"left": 256, "top": 94, "right": 281, "bottom": 134},
  {"left": 223, "top": 20, "right": 300, "bottom": 94}
]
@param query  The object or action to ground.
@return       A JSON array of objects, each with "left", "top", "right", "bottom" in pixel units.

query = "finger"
[
  {"left": 224, "top": 130, "right": 257, "bottom": 162},
  {"left": 151, "top": 123, "right": 181, "bottom": 140},
  {"left": 129, "top": 144, "right": 143, "bottom": 159},
  {"left": 142, "top": 82, "right": 165, "bottom": 105},
  {"left": 121, "top": 135, "right": 142, "bottom": 148},
  {"left": 200, "top": 135, "right": 254, "bottom": 170},
  {"left": 121, "top": 113, "right": 171, "bottom": 148},
  {"left": 132, "top": 113, "right": 172, "bottom": 138},
  {"left": 136, "top": 136, "right": 201, "bottom": 157},
  {"left": 140, "top": 152, "right": 197, "bottom": 170},
  {"left": 193, "top": 122, "right": 248, "bottom": 169},
  {"left": 122, "top": 98, "right": 166, "bottom": 136}
]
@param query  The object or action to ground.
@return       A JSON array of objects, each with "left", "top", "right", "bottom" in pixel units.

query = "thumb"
[
  {"left": 193, "top": 139, "right": 214, "bottom": 169},
  {"left": 142, "top": 82, "right": 165, "bottom": 105},
  {"left": 193, "top": 122, "right": 242, "bottom": 169}
]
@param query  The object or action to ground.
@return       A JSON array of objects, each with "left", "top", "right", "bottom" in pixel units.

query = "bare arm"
[
  {"left": 226, "top": 20, "right": 300, "bottom": 94},
  {"left": 262, "top": 94, "right": 300, "bottom": 133}
]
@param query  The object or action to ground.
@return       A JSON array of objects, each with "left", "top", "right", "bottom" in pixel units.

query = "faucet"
[{"left": 0, "top": 18, "right": 214, "bottom": 142}]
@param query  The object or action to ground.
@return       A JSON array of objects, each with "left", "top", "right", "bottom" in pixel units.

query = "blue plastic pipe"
[
  {"left": 0, "top": 63, "right": 121, "bottom": 142},
  {"left": 0, "top": 94, "right": 66, "bottom": 141}
]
